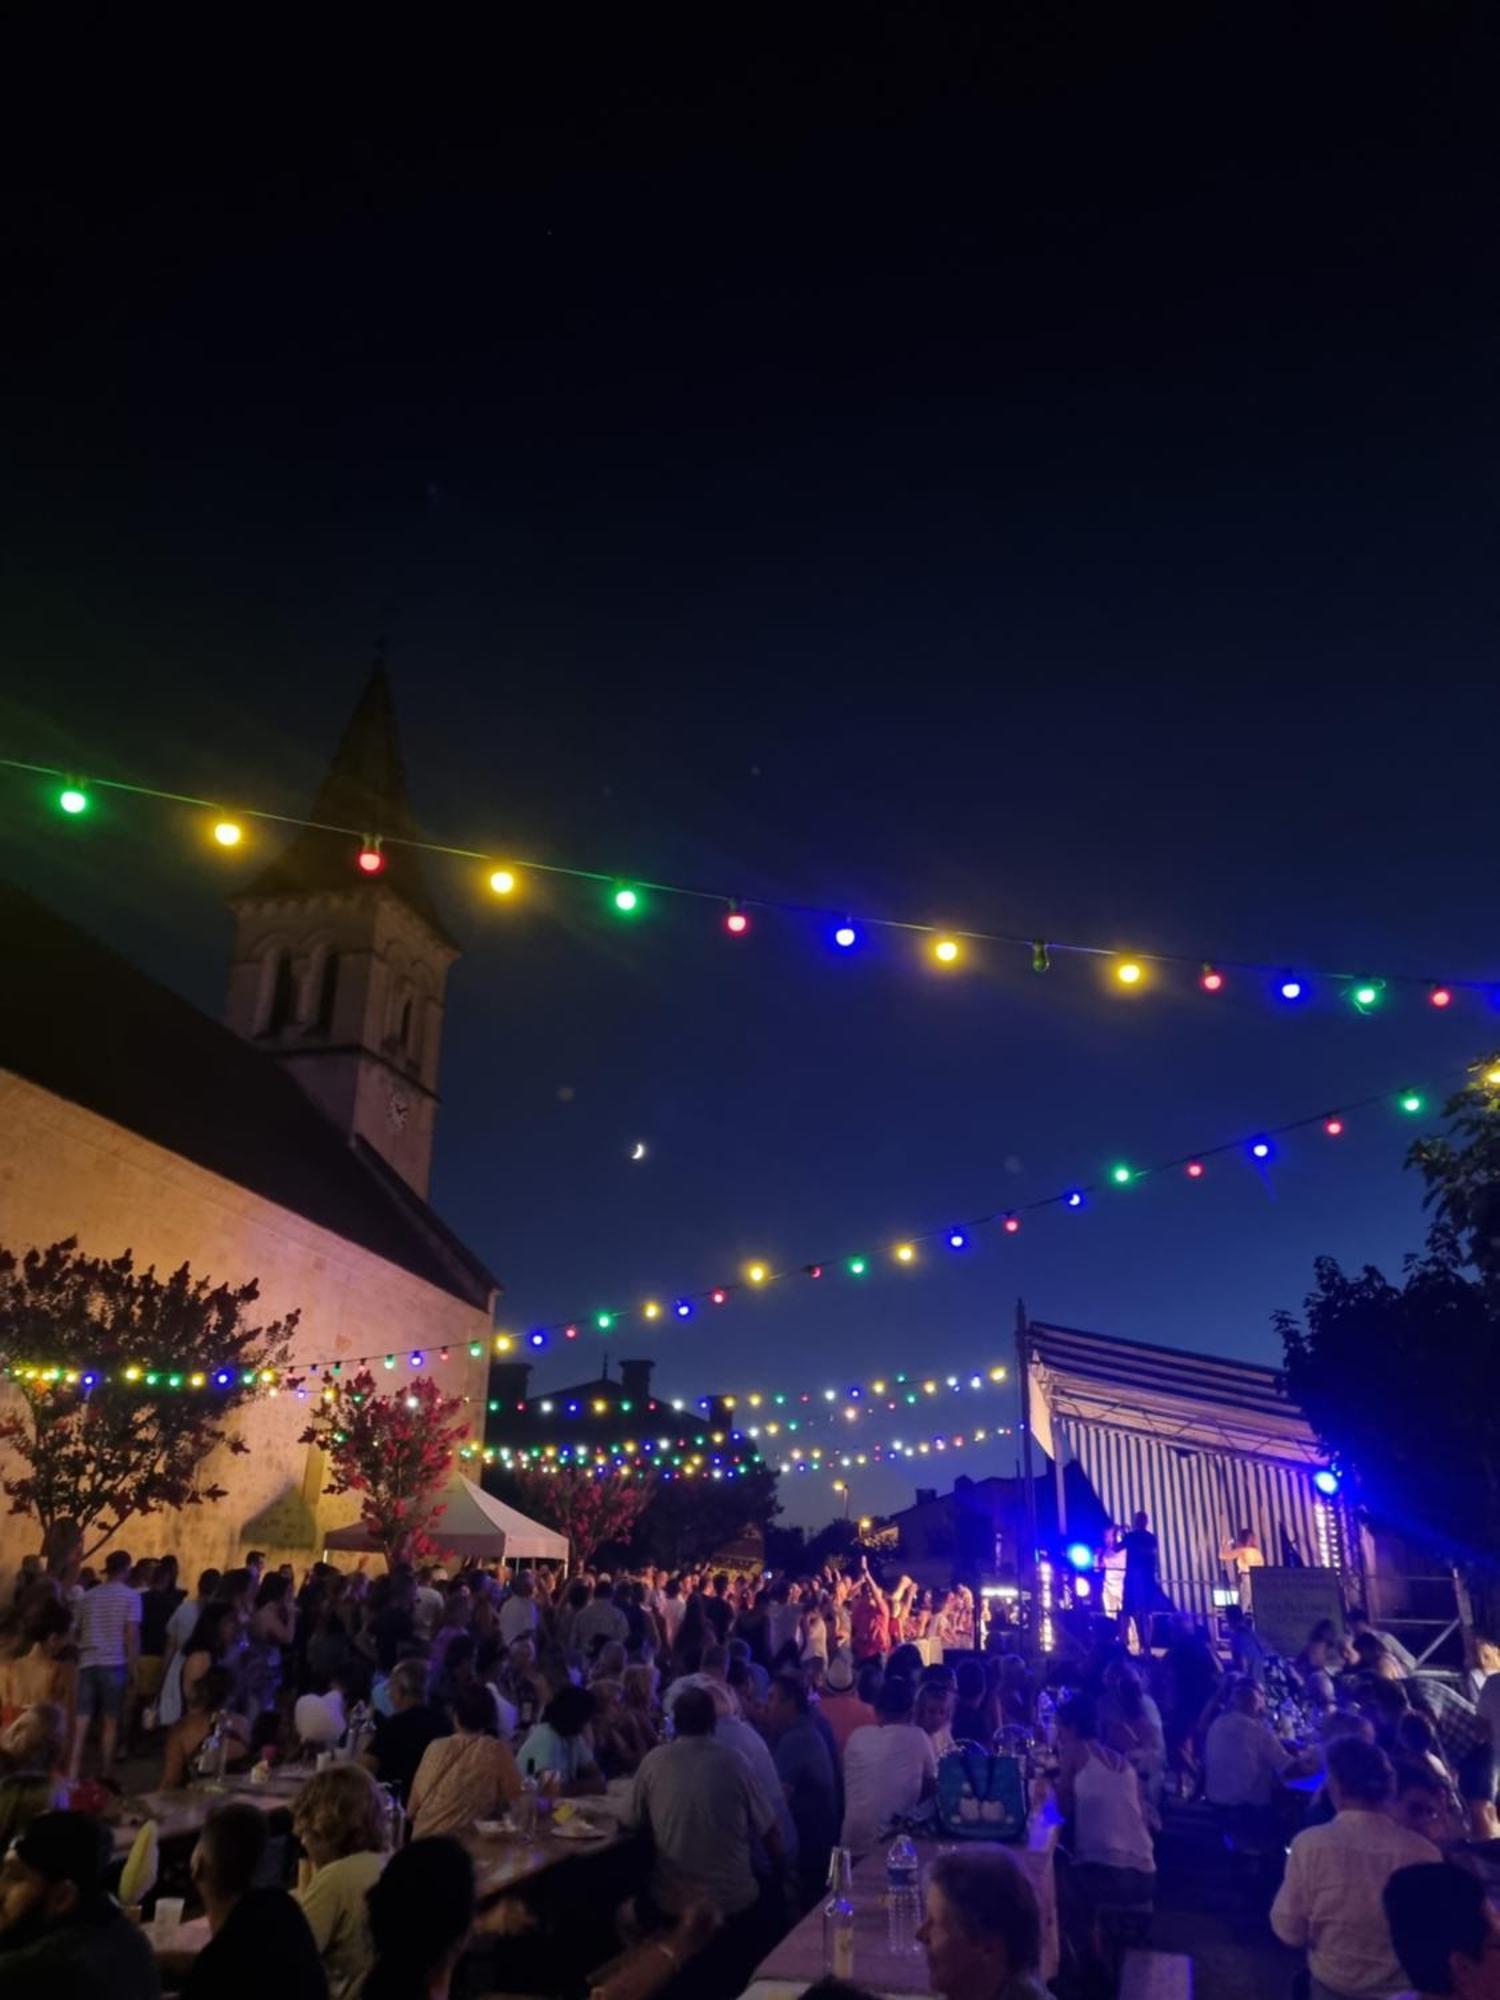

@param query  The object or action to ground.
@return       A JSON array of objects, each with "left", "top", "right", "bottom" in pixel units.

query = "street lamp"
[{"left": 832, "top": 1479, "right": 850, "bottom": 1519}]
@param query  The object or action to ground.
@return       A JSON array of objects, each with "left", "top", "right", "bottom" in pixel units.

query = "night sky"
[{"left": 3, "top": 13, "right": 1497, "bottom": 1524}]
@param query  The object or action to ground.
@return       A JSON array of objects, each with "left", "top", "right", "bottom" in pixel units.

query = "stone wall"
[{"left": 0, "top": 1070, "right": 493, "bottom": 1583}]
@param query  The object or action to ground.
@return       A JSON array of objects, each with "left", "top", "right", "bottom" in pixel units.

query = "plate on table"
[
  {"left": 548, "top": 1817, "right": 610, "bottom": 1841},
  {"left": 474, "top": 1820, "right": 513, "bottom": 1838}
]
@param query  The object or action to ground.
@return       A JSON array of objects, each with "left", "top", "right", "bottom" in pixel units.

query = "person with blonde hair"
[{"left": 290, "top": 1761, "right": 388, "bottom": 2000}]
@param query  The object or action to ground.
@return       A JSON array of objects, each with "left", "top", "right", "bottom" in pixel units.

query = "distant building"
[
  {"left": 483, "top": 1361, "right": 759, "bottom": 1488},
  {"left": 0, "top": 669, "right": 498, "bottom": 1575}
]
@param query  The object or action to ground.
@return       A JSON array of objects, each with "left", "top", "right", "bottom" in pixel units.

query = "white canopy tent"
[{"left": 321, "top": 1476, "right": 570, "bottom": 1565}]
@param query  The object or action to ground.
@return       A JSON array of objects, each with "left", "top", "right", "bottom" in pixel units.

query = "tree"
[
  {"left": 629, "top": 1463, "right": 782, "bottom": 1570},
  {"left": 494, "top": 1465, "right": 656, "bottom": 1569},
  {"left": 0, "top": 1238, "right": 299, "bottom": 1557},
  {"left": 1275, "top": 1062, "right": 1500, "bottom": 1630},
  {"left": 299, "top": 1370, "right": 469, "bottom": 1566}
]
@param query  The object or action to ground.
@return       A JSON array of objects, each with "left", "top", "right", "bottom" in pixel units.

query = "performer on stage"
[
  {"left": 1219, "top": 1525, "right": 1266, "bottom": 1610},
  {"left": 1121, "top": 1511, "right": 1159, "bottom": 1657},
  {"left": 1098, "top": 1524, "right": 1127, "bottom": 1628}
]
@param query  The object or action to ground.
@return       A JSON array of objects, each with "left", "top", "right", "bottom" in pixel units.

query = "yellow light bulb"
[
  {"left": 895, "top": 1243, "right": 916, "bottom": 1263},
  {"left": 488, "top": 868, "right": 517, "bottom": 895},
  {"left": 933, "top": 937, "right": 960, "bottom": 964},
  {"left": 643, "top": 1301, "right": 661, "bottom": 1320},
  {"left": 494, "top": 1334, "right": 513, "bottom": 1354},
  {"left": 746, "top": 1262, "right": 768, "bottom": 1285},
  {"left": 872, "top": 1379, "right": 886, "bottom": 1395},
  {"left": 1115, "top": 958, "right": 1144, "bottom": 986},
  {"left": 213, "top": 819, "right": 243, "bottom": 848},
  {"left": 593, "top": 1399, "right": 607, "bottom": 1414},
  {"left": 748, "top": 1393, "right": 762, "bottom": 1408},
  {"left": 989, "top": 1365, "right": 1006, "bottom": 1382},
  {"left": 1487, "top": 1065, "right": 1500, "bottom": 1086},
  {"left": 924, "top": 1380, "right": 938, "bottom": 1394}
]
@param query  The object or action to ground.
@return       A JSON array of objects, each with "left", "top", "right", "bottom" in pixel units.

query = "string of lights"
[
  {"left": 7, "top": 1063, "right": 1491, "bottom": 1393},
  {"left": 8, "top": 753, "right": 1495, "bottom": 1000},
  {"left": 777, "top": 1422, "right": 1016, "bottom": 1475},
  {"left": 505, "top": 1363, "right": 1009, "bottom": 1423},
  {"left": 490, "top": 1063, "right": 1492, "bottom": 1348}
]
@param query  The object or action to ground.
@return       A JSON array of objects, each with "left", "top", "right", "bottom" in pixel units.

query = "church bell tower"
[{"left": 225, "top": 665, "right": 458, "bottom": 1199}]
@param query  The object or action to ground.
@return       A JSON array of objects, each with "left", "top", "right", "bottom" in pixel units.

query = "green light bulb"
[
  {"left": 58, "top": 787, "right": 88, "bottom": 815},
  {"left": 1111, "top": 1164, "right": 1133, "bottom": 1185},
  {"left": 1352, "top": 982, "right": 1381, "bottom": 1008},
  {"left": 1399, "top": 1091, "right": 1424, "bottom": 1114},
  {"left": 612, "top": 886, "right": 640, "bottom": 915},
  {"left": 848, "top": 1256, "right": 868, "bottom": 1276}
]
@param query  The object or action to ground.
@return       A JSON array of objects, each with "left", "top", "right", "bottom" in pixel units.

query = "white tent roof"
[{"left": 322, "top": 1477, "right": 569, "bottom": 1563}]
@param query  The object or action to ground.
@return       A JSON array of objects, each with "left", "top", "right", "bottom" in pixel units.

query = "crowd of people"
[{"left": 4, "top": 1537, "right": 1500, "bottom": 1999}]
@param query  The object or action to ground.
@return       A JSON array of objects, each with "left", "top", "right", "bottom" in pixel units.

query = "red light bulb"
[
  {"left": 1430, "top": 986, "right": 1453, "bottom": 1008},
  {"left": 711, "top": 1289, "right": 727, "bottom": 1306},
  {"left": 1324, "top": 1117, "right": 1344, "bottom": 1137},
  {"left": 808, "top": 1264, "right": 823, "bottom": 1279},
  {"left": 357, "top": 845, "right": 384, "bottom": 875},
  {"left": 1002, "top": 1215, "right": 1021, "bottom": 1235},
  {"left": 725, "top": 907, "right": 750, "bottom": 935},
  {"left": 1200, "top": 967, "right": 1224, "bottom": 993},
  {"left": 1186, "top": 1160, "right": 1205, "bottom": 1179}
]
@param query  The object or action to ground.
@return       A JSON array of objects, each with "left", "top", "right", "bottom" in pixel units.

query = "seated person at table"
[
  {"left": 840, "top": 1676, "right": 937, "bottom": 1854},
  {"left": 410, "top": 1682, "right": 523, "bottom": 1838},
  {"left": 817, "top": 1652, "right": 877, "bottom": 1758},
  {"left": 0, "top": 1808, "right": 158, "bottom": 1997},
  {"left": 1203, "top": 1679, "right": 1304, "bottom": 1825},
  {"left": 177, "top": 1801, "right": 328, "bottom": 2000},
  {"left": 918, "top": 1847, "right": 1050, "bottom": 2000},
  {"left": 290, "top": 1764, "right": 388, "bottom": 2000},
  {"left": 1395, "top": 1759, "right": 1467, "bottom": 1849},
  {"left": 161, "top": 1666, "right": 248, "bottom": 1789},
  {"left": 1384, "top": 1859, "right": 1500, "bottom": 2000},
  {"left": 0, "top": 1704, "right": 69, "bottom": 1851},
  {"left": 628, "top": 1685, "right": 786, "bottom": 1930},
  {"left": 1348, "top": 1608, "right": 1419, "bottom": 1676},
  {"left": 951, "top": 1659, "right": 991, "bottom": 1746},
  {"left": 1055, "top": 1694, "right": 1156, "bottom": 1917},
  {"left": 364, "top": 1658, "right": 451, "bottom": 1804},
  {"left": 365, "top": 1836, "right": 475, "bottom": 2000},
  {"left": 1295, "top": 1620, "right": 1344, "bottom": 1711},
  {"left": 517, "top": 1683, "right": 606, "bottom": 1795},
  {"left": 766, "top": 1672, "right": 839, "bottom": 1912},
  {"left": 1271, "top": 1738, "right": 1440, "bottom": 2000},
  {"left": 916, "top": 1670, "right": 958, "bottom": 1758}
]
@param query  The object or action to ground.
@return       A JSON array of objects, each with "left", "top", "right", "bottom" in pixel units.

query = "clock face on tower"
[{"left": 386, "top": 1088, "right": 411, "bottom": 1131}]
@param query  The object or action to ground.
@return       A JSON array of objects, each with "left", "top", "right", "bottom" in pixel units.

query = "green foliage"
[
  {"left": 1275, "top": 1063, "right": 1500, "bottom": 1583},
  {"left": 490, "top": 1464, "right": 656, "bottom": 1568},
  {"left": 628, "top": 1463, "right": 781, "bottom": 1570},
  {"left": 0, "top": 1238, "right": 298, "bottom": 1556},
  {"left": 300, "top": 1370, "right": 470, "bottom": 1566}
]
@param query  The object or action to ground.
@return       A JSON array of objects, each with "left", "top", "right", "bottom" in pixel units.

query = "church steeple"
[{"left": 225, "top": 665, "right": 459, "bottom": 1199}]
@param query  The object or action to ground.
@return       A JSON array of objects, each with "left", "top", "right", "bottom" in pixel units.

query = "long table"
[
  {"left": 113, "top": 1769, "right": 309, "bottom": 1855},
  {"left": 744, "top": 1814, "right": 1061, "bottom": 1999}
]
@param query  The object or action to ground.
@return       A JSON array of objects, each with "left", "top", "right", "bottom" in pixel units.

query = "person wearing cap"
[
  {"left": 818, "top": 1650, "right": 877, "bottom": 1760},
  {"left": 0, "top": 1808, "right": 159, "bottom": 1995}
]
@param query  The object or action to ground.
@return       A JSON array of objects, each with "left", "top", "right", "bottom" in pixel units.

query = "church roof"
[
  {"left": 0, "top": 881, "right": 498, "bottom": 1310},
  {"left": 236, "top": 665, "right": 457, "bottom": 946}
]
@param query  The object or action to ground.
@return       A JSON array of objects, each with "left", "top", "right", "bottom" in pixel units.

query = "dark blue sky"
[{"left": 2, "top": 11, "right": 1497, "bottom": 1523}]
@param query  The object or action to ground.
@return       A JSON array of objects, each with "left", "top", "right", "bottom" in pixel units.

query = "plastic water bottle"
[
  {"left": 885, "top": 1834, "right": 922, "bottom": 1956},
  {"left": 823, "top": 1847, "right": 855, "bottom": 1979}
]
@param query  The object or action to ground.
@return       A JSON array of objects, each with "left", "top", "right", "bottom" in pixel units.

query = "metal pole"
[{"left": 1017, "top": 1298, "right": 1040, "bottom": 1659}]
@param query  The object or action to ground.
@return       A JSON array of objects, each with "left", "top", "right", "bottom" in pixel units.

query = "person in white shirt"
[
  {"left": 840, "top": 1675, "right": 938, "bottom": 1853},
  {"left": 498, "top": 1571, "right": 540, "bottom": 1648},
  {"left": 69, "top": 1549, "right": 142, "bottom": 1779},
  {"left": 412, "top": 1567, "right": 445, "bottom": 1642},
  {"left": 1384, "top": 1858, "right": 1500, "bottom": 2000},
  {"left": 1205, "top": 1680, "right": 1311, "bottom": 1813},
  {"left": 1272, "top": 1737, "right": 1440, "bottom": 2000}
]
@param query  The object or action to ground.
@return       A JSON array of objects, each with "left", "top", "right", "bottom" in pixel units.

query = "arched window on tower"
[
  {"left": 313, "top": 950, "right": 340, "bottom": 1033},
  {"left": 264, "top": 951, "right": 297, "bottom": 1036}
]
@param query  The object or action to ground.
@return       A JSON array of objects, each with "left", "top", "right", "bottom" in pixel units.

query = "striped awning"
[{"left": 1025, "top": 1319, "right": 1353, "bottom": 1619}]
